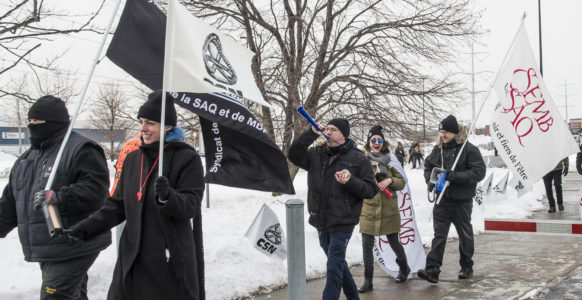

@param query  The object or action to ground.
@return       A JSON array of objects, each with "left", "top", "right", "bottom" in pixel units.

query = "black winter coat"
[
  {"left": 424, "top": 126, "right": 486, "bottom": 203},
  {"left": 72, "top": 141, "right": 205, "bottom": 300},
  {"left": 288, "top": 130, "right": 378, "bottom": 232},
  {"left": 0, "top": 130, "right": 111, "bottom": 261}
]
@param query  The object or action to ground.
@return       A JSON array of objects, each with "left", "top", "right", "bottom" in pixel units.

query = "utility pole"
[
  {"left": 471, "top": 42, "right": 476, "bottom": 131},
  {"left": 557, "top": 79, "right": 574, "bottom": 124},
  {"left": 538, "top": 0, "right": 543, "bottom": 76},
  {"left": 422, "top": 78, "right": 426, "bottom": 142}
]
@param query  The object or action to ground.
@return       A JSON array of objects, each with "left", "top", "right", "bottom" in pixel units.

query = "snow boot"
[
  {"left": 417, "top": 267, "right": 440, "bottom": 283},
  {"left": 458, "top": 267, "right": 473, "bottom": 279},
  {"left": 358, "top": 278, "right": 373, "bottom": 293},
  {"left": 395, "top": 258, "right": 410, "bottom": 283}
]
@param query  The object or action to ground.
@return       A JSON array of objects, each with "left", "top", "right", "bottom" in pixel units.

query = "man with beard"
[
  {"left": 417, "top": 115, "right": 485, "bottom": 284},
  {"left": 0, "top": 95, "right": 110, "bottom": 299}
]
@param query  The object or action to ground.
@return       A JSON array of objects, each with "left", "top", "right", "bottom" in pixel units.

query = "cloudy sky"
[{"left": 7, "top": 0, "right": 582, "bottom": 126}]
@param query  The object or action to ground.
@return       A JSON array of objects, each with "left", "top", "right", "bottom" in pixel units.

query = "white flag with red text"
[
  {"left": 491, "top": 24, "right": 578, "bottom": 189},
  {"left": 372, "top": 156, "right": 425, "bottom": 278}
]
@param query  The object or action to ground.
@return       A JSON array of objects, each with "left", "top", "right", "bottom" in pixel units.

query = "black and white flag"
[{"left": 105, "top": 0, "right": 294, "bottom": 194}]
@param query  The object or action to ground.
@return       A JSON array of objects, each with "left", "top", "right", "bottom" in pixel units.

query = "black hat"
[
  {"left": 327, "top": 118, "right": 350, "bottom": 139},
  {"left": 28, "top": 95, "right": 70, "bottom": 123},
  {"left": 137, "top": 90, "right": 177, "bottom": 126},
  {"left": 367, "top": 125, "right": 384, "bottom": 140},
  {"left": 439, "top": 115, "right": 459, "bottom": 134}
]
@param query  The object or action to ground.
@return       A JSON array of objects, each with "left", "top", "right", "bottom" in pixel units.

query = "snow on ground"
[{"left": 0, "top": 138, "right": 548, "bottom": 299}]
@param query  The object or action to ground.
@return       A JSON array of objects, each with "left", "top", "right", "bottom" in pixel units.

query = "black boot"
[
  {"left": 395, "top": 258, "right": 410, "bottom": 283},
  {"left": 558, "top": 203, "right": 564, "bottom": 211},
  {"left": 358, "top": 278, "right": 373, "bottom": 293},
  {"left": 548, "top": 206, "right": 556, "bottom": 213},
  {"left": 458, "top": 267, "right": 473, "bottom": 279},
  {"left": 417, "top": 267, "right": 440, "bottom": 283}
]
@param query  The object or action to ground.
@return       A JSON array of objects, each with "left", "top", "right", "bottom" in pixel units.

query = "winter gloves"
[
  {"left": 155, "top": 176, "right": 170, "bottom": 202},
  {"left": 563, "top": 167, "right": 568, "bottom": 177},
  {"left": 33, "top": 190, "right": 61, "bottom": 212}
]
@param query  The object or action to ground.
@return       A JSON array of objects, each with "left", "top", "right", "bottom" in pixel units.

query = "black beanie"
[
  {"left": 327, "top": 118, "right": 350, "bottom": 139},
  {"left": 439, "top": 115, "right": 459, "bottom": 134},
  {"left": 28, "top": 95, "right": 70, "bottom": 123},
  {"left": 367, "top": 125, "right": 384, "bottom": 140},
  {"left": 137, "top": 90, "right": 177, "bottom": 126}
]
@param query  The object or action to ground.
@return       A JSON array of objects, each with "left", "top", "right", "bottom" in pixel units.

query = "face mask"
[{"left": 28, "top": 122, "right": 68, "bottom": 148}]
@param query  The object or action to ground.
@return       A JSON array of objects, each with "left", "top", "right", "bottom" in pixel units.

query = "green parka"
[{"left": 359, "top": 150, "right": 406, "bottom": 236}]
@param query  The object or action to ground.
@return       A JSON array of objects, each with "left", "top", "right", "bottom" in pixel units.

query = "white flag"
[
  {"left": 244, "top": 204, "right": 287, "bottom": 260},
  {"left": 508, "top": 175, "right": 530, "bottom": 198},
  {"left": 165, "top": 0, "right": 270, "bottom": 107},
  {"left": 491, "top": 24, "right": 578, "bottom": 189},
  {"left": 492, "top": 171, "right": 509, "bottom": 194},
  {"left": 372, "top": 156, "right": 425, "bottom": 278},
  {"left": 481, "top": 173, "right": 494, "bottom": 195}
]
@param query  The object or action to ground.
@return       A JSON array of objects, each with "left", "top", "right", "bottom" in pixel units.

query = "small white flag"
[
  {"left": 493, "top": 171, "right": 510, "bottom": 194},
  {"left": 508, "top": 175, "right": 530, "bottom": 198},
  {"left": 244, "top": 204, "right": 287, "bottom": 260},
  {"left": 480, "top": 173, "right": 494, "bottom": 196}
]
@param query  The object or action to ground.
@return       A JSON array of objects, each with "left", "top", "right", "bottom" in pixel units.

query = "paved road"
[{"left": 253, "top": 175, "right": 582, "bottom": 300}]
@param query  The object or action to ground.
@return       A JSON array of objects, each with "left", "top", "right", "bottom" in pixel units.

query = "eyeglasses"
[{"left": 370, "top": 138, "right": 383, "bottom": 144}]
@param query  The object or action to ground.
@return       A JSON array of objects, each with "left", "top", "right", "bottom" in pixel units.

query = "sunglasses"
[{"left": 370, "top": 138, "right": 383, "bottom": 144}]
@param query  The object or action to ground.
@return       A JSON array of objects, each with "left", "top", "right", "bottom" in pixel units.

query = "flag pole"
[
  {"left": 42, "top": 0, "right": 123, "bottom": 236},
  {"left": 435, "top": 16, "right": 526, "bottom": 205},
  {"left": 159, "top": 0, "right": 175, "bottom": 177}
]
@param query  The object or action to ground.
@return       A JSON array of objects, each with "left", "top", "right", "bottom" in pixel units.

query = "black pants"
[
  {"left": 426, "top": 202, "right": 474, "bottom": 270},
  {"left": 361, "top": 233, "right": 406, "bottom": 278},
  {"left": 543, "top": 169, "right": 563, "bottom": 208},
  {"left": 39, "top": 252, "right": 99, "bottom": 300}
]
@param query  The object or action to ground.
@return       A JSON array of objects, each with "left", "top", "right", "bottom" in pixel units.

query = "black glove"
[
  {"left": 446, "top": 170, "right": 457, "bottom": 183},
  {"left": 33, "top": 190, "right": 60, "bottom": 212},
  {"left": 154, "top": 176, "right": 170, "bottom": 200},
  {"left": 563, "top": 167, "right": 568, "bottom": 176},
  {"left": 427, "top": 183, "right": 435, "bottom": 193},
  {"left": 62, "top": 228, "right": 86, "bottom": 243}
]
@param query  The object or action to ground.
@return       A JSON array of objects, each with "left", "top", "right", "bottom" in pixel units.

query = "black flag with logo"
[{"left": 105, "top": 0, "right": 295, "bottom": 194}]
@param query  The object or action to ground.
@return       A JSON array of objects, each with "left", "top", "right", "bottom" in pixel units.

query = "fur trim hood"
[{"left": 436, "top": 124, "right": 468, "bottom": 147}]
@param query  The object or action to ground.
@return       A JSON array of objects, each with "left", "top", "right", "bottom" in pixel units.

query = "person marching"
[
  {"left": 417, "top": 115, "right": 485, "bottom": 283},
  {"left": 289, "top": 118, "right": 377, "bottom": 300},
  {"left": 394, "top": 141, "right": 406, "bottom": 167},
  {"left": 358, "top": 125, "right": 409, "bottom": 293},
  {"left": 70, "top": 90, "right": 205, "bottom": 299}
]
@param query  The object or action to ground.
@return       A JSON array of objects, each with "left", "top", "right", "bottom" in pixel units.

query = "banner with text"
[
  {"left": 491, "top": 24, "right": 578, "bottom": 189},
  {"left": 373, "top": 157, "right": 425, "bottom": 277},
  {"left": 172, "top": 92, "right": 294, "bottom": 194}
]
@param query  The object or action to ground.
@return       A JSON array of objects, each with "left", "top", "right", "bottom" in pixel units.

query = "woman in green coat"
[{"left": 359, "top": 125, "right": 409, "bottom": 293}]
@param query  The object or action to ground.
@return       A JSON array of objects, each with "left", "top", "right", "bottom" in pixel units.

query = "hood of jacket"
[{"left": 437, "top": 124, "right": 468, "bottom": 147}]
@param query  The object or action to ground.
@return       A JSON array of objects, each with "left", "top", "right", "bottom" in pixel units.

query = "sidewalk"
[{"left": 253, "top": 175, "right": 582, "bottom": 300}]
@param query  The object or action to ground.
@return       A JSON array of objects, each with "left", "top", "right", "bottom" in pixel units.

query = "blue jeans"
[{"left": 318, "top": 231, "right": 358, "bottom": 300}]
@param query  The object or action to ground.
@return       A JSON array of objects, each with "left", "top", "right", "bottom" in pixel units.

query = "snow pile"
[{"left": 0, "top": 139, "right": 546, "bottom": 299}]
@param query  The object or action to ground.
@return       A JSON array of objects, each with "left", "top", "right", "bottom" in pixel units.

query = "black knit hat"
[
  {"left": 28, "top": 95, "right": 70, "bottom": 123},
  {"left": 137, "top": 90, "right": 177, "bottom": 126},
  {"left": 327, "top": 118, "right": 350, "bottom": 139},
  {"left": 439, "top": 115, "right": 459, "bottom": 134},
  {"left": 367, "top": 125, "right": 384, "bottom": 140}
]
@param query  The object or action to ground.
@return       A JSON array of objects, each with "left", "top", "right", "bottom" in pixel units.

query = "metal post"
[
  {"left": 422, "top": 79, "right": 426, "bottom": 142},
  {"left": 471, "top": 42, "right": 476, "bottom": 133},
  {"left": 205, "top": 183, "right": 210, "bottom": 208},
  {"left": 286, "top": 199, "right": 306, "bottom": 300},
  {"left": 538, "top": 0, "right": 543, "bottom": 76}
]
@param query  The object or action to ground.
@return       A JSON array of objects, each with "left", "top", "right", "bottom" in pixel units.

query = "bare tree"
[
  {"left": 178, "top": 0, "right": 481, "bottom": 178},
  {"left": 0, "top": 0, "right": 105, "bottom": 98},
  {"left": 90, "top": 83, "right": 135, "bottom": 161}
]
